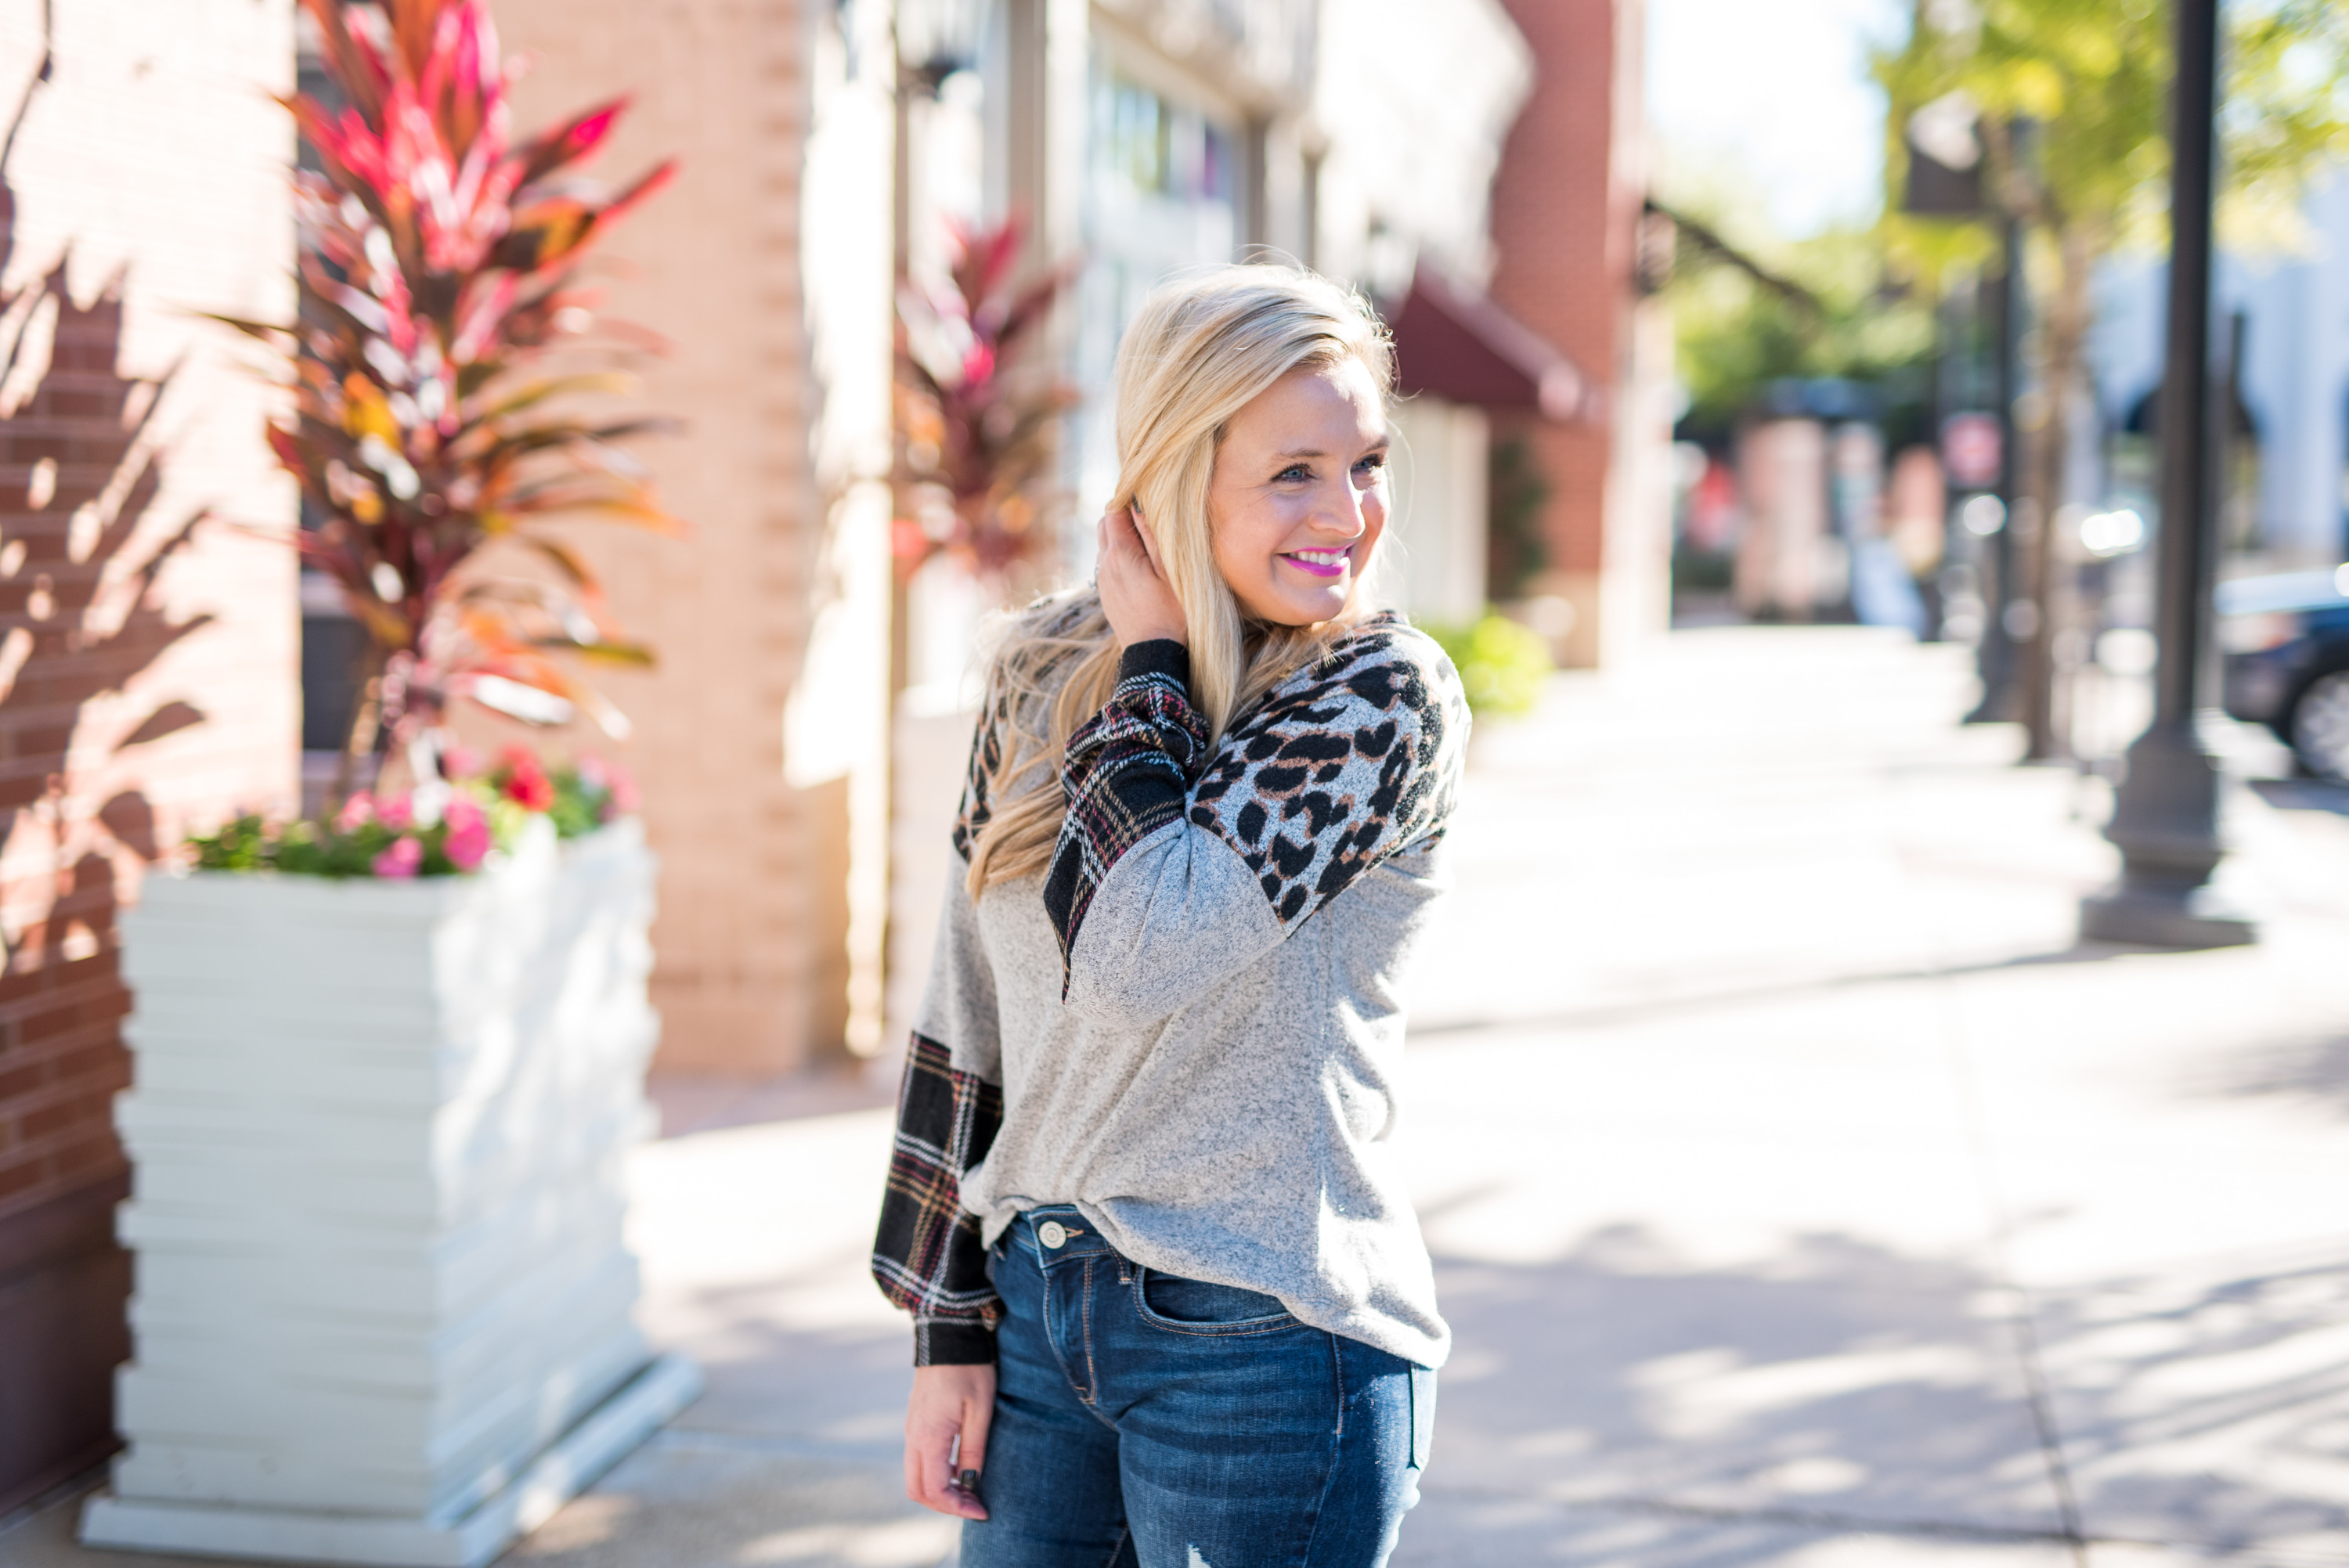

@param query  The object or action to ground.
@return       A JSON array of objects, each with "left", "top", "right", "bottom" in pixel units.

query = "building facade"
[
  {"left": 2089, "top": 169, "right": 2349, "bottom": 573},
  {"left": 0, "top": 0, "right": 1669, "bottom": 1505},
  {"left": 0, "top": 0, "right": 301, "bottom": 1512},
  {"left": 489, "top": 0, "right": 898, "bottom": 1072},
  {"left": 1488, "top": 0, "right": 1673, "bottom": 669}
]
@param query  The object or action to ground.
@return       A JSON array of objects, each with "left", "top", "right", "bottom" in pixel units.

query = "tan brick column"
[{"left": 494, "top": 0, "right": 894, "bottom": 1072}]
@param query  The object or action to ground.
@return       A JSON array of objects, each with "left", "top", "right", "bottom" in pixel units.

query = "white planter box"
[{"left": 81, "top": 818, "right": 700, "bottom": 1567}]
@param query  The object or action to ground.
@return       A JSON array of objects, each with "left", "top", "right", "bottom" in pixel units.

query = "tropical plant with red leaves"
[
  {"left": 893, "top": 217, "right": 1080, "bottom": 581},
  {"left": 218, "top": 0, "right": 680, "bottom": 804}
]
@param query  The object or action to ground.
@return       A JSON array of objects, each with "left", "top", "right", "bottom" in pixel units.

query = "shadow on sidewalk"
[
  {"left": 1417, "top": 1224, "right": 2349, "bottom": 1559},
  {"left": 2196, "top": 1030, "right": 2349, "bottom": 1120},
  {"left": 1411, "top": 942, "right": 2139, "bottom": 1043},
  {"left": 648, "top": 1058, "right": 901, "bottom": 1138},
  {"left": 499, "top": 1257, "right": 940, "bottom": 1567},
  {"left": 2250, "top": 779, "right": 2349, "bottom": 816}
]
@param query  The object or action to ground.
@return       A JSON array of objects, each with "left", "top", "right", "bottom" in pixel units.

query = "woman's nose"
[{"left": 1314, "top": 476, "right": 1371, "bottom": 538}]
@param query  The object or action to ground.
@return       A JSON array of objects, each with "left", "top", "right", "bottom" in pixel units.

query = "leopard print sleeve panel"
[
  {"left": 1050, "top": 617, "right": 1469, "bottom": 1022},
  {"left": 1190, "top": 617, "right": 1467, "bottom": 935}
]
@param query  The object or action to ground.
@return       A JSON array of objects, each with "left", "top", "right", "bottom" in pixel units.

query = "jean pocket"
[
  {"left": 1409, "top": 1364, "right": 1437, "bottom": 1469},
  {"left": 1132, "top": 1268, "right": 1299, "bottom": 1336}
]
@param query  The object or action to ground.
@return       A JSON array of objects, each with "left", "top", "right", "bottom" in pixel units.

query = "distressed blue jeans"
[{"left": 958, "top": 1206, "right": 1434, "bottom": 1568}]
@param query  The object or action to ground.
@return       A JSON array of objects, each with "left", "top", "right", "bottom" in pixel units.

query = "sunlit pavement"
[
  {"left": 6, "top": 625, "right": 2347, "bottom": 1568},
  {"left": 1398, "top": 627, "right": 2349, "bottom": 1566}
]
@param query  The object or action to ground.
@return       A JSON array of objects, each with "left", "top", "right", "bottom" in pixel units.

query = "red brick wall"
[
  {"left": 1488, "top": 0, "right": 1647, "bottom": 650},
  {"left": 0, "top": 0, "right": 298, "bottom": 1510}
]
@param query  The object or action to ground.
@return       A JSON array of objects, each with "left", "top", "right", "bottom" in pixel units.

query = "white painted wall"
[
  {"left": 1387, "top": 396, "right": 1490, "bottom": 627},
  {"left": 1312, "top": 0, "right": 1533, "bottom": 287},
  {"left": 2088, "top": 168, "right": 2349, "bottom": 569},
  {"left": 789, "top": 0, "right": 899, "bottom": 1054}
]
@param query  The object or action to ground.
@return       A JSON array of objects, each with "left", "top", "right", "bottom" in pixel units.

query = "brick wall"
[
  {"left": 0, "top": 0, "right": 298, "bottom": 1512},
  {"left": 489, "top": 0, "right": 895, "bottom": 1074},
  {"left": 1488, "top": 0, "right": 1661, "bottom": 666}
]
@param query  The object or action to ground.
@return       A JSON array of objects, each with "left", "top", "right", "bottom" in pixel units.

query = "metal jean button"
[{"left": 1037, "top": 1220, "right": 1068, "bottom": 1249}]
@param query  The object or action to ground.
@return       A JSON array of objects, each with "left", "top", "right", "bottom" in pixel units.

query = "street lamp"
[
  {"left": 1902, "top": 98, "right": 2023, "bottom": 725},
  {"left": 2078, "top": 0, "right": 2257, "bottom": 948}
]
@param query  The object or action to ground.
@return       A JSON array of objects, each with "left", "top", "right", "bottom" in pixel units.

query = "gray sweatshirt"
[{"left": 891, "top": 615, "right": 1467, "bottom": 1369}]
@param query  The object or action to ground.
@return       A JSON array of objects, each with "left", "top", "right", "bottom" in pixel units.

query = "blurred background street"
[
  {"left": 18, "top": 629, "right": 2347, "bottom": 1566},
  {"left": 4, "top": 0, "right": 2349, "bottom": 1562}
]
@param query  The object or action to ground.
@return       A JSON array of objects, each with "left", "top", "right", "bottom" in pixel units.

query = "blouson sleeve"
[
  {"left": 870, "top": 702, "right": 1014, "bottom": 1365},
  {"left": 1045, "top": 621, "right": 1467, "bottom": 1029}
]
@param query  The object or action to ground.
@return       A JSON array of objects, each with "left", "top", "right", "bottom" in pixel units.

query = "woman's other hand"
[
  {"left": 905, "top": 1362, "right": 995, "bottom": 1519},
  {"left": 1098, "top": 505, "right": 1187, "bottom": 649}
]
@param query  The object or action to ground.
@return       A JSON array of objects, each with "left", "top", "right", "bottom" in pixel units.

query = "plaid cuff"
[
  {"left": 872, "top": 1033, "right": 1003, "bottom": 1364},
  {"left": 914, "top": 1317, "right": 1000, "bottom": 1367},
  {"left": 1043, "top": 640, "right": 1206, "bottom": 975}
]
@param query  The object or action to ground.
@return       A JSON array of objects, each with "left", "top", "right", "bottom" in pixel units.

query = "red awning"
[{"left": 1388, "top": 265, "right": 1589, "bottom": 421}]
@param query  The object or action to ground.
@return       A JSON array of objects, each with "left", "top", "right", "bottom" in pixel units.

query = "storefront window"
[
  {"left": 1070, "top": 59, "right": 1243, "bottom": 553},
  {"left": 1101, "top": 72, "right": 1233, "bottom": 206}
]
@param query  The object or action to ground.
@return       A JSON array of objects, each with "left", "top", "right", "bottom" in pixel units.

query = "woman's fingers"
[
  {"left": 897, "top": 1408, "right": 972, "bottom": 1521},
  {"left": 1129, "top": 503, "right": 1166, "bottom": 578},
  {"left": 1098, "top": 503, "right": 1188, "bottom": 648},
  {"left": 1101, "top": 505, "right": 1148, "bottom": 576},
  {"left": 956, "top": 1390, "right": 992, "bottom": 1487},
  {"left": 906, "top": 1408, "right": 984, "bottom": 1519},
  {"left": 904, "top": 1364, "right": 993, "bottom": 1520}
]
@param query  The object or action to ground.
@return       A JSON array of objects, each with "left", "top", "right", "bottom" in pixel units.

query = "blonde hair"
[{"left": 965, "top": 264, "right": 1394, "bottom": 894}]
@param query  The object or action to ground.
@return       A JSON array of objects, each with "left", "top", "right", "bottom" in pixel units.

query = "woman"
[{"left": 871, "top": 263, "right": 1469, "bottom": 1567}]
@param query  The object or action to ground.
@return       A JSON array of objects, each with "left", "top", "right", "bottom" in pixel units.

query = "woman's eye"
[
  {"left": 1355, "top": 452, "right": 1387, "bottom": 476},
  {"left": 1275, "top": 464, "right": 1311, "bottom": 482}
]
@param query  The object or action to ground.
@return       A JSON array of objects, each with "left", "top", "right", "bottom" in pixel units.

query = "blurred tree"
[
  {"left": 1878, "top": 0, "right": 2349, "bottom": 758},
  {"left": 1666, "top": 214, "right": 1935, "bottom": 447}
]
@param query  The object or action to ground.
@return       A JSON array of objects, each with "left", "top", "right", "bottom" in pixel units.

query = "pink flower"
[
  {"left": 577, "top": 754, "right": 635, "bottom": 822},
  {"left": 377, "top": 792, "right": 413, "bottom": 831},
  {"left": 500, "top": 749, "right": 554, "bottom": 812},
  {"left": 442, "top": 797, "right": 490, "bottom": 871},
  {"left": 604, "top": 762, "right": 639, "bottom": 816},
  {"left": 334, "top": 791, "right": 377, "bottom": 833},
  {"left": 372, "top": 836, "right": 423, "bottom": 878}
]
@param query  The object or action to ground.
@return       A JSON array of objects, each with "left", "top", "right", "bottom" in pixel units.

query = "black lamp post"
[
  {"left": 2078, "top": 0, "right": 2257, "bottom": 948},
  {"left": 1903, "top": 102, "right": 2023, "bottom": 723},
  {"left": 1968, "top": 215, "right": 2024, "bottom": 726}
]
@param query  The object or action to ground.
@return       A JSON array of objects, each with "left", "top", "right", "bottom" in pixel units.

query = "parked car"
[{"left": 2218, "top": 566, "right": 2349, "bottom": 780}]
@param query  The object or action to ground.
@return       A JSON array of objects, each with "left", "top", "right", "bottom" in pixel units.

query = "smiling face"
[{"left": 1206, "top": 359, "right": 1389, "bottom": 628}]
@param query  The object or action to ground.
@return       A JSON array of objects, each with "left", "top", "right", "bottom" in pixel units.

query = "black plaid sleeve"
[
  {"left": 1043, "top": 639, "right": 1207, "bottom": 976},
  {"left": 871, "top": 1031, "right": 1005, "bottom": 1365}
]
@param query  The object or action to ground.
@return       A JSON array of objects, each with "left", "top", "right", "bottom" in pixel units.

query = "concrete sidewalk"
[
  {"left": 1394, "top": 628, "right": 2349, "bottom": 1564},
  {"left": 6, "top": 625, "right": 2347, "bottom": 1567}
]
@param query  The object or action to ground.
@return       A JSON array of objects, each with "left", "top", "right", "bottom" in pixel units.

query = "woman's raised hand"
[{"left": 1097, "top": 504, "right": 1188, "bottom": 649}]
